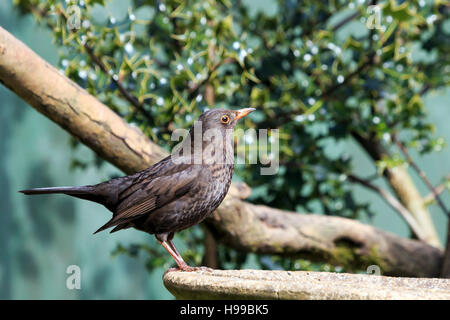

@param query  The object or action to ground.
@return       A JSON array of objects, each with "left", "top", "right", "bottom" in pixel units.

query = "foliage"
[{"left": 14, "top": 0, "right": 450, "bottom": 271}]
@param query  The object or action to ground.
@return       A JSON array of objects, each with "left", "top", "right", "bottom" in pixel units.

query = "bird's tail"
[
  {"left": 20, "top": 182, "right": 128, "bottom": 234},
  {"left": 20, "top": 174, "right": 134, "bottom": 213},
  {"left": 19, "top": 186, "right": 94, "bottom": 196},
  {"left": 19, "top": 182, "right": 120, "bottom": 212},
  {"left": 19, "top": 185, "right": 116, "bottom": 209}
]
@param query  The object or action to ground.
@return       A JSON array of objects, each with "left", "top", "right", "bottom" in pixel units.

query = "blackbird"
[{"left": 20, "top": 108, "right": 255, "bottom": 271}]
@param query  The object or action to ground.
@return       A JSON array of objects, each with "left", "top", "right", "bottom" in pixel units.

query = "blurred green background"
[{"left": 0, "top": 0, "right": 449, "bottom": 299}]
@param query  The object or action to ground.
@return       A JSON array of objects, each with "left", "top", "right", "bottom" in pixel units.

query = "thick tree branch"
[
  {"left": 442, "top": 222, "right": 450, "bottom": 278},
  {"left": 207, "top": 196, "right": 441, "bottom": 277},
  {"left": 0, "top": 26, "right": 443, "bottom": 277}
]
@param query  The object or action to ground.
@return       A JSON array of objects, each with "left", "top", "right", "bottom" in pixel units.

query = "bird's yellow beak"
[{"left": 234, "top": 108, "right": 256, "bottom": 121}]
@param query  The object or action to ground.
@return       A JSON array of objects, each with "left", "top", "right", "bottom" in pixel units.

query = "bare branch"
[
  {"left": 424, "top": 175, "right": 450, "bottom": 204},
  {"left": 28, "top": 4, "right": 156, "bottom": 124},
  {"left": 352, "top": 131, "right": 442, "bottom": 247},
  {"left": 348, "top": 174, "right": 427, "bottom": 242},
  {"left": 392, "top": 135, "right": 450, "bottom": 217},
  {"left": 322, "top": 53, "right": 376, "bottom": 100},
  {"left": 331, "top": 0, "right": 377, "bottom": 32},
  {"left": 187, "top": 57, "right": 236, "bottom": 101},
  {"left": 332, "top": 11, "right": 361, "bottom": 32},
  {"left": 83, "top": 44, "right": 155, "bottom": 124}
]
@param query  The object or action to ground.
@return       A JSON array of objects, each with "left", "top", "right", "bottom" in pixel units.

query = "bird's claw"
[
  {"left": 191, "top": 266, "right": 214, "bottom": 273},
  {"left": 167, "top": 265, "right": 213, "bottom": 273}
]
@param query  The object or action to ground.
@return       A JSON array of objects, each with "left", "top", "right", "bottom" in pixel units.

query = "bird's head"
[
  {"left": 176, "top": 108, "right": 255, "bottom": 164},
  {"left": 197, "top": 108, "right": 256, "bottom": 131}
]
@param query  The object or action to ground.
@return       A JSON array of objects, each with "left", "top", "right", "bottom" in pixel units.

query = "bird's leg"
[
  {"left": 158, "top": 240, "right": 195, "bottom": 271},
  {"left": 168, "top": 239, "right": 213, "bottom": 272},
  {"left": 167, "top": 239, "right": 183, "bottom": 259},
  {"left": 158, "top": 240, "right": 213, "bottom": 272}
]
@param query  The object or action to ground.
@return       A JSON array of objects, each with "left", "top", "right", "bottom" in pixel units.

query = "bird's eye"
[{"left": 220, "top": 115, "right": 230, "bottom": 124}]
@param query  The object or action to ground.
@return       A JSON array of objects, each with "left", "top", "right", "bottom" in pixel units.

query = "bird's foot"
[
  {"left": 167, "top": 265, "right": 213, "bottom": 273},
  {"left": 190, "top": 266, "right": 214, "bottom": 273}
]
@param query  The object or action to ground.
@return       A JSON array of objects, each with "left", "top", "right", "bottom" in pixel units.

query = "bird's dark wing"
[
  {"left": 115, "top": 156, "right": 180, "bottom": 202},
  {"left": 94, "top": 161, "right": 200, "bottom": 233},
  {"left": 86, "top": 155, "right": 188, "bottom": 211}
]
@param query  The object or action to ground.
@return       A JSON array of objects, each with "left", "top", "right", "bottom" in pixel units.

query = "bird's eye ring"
[{"left": 220, "top": 115, "right": 230, "bottom": 124}]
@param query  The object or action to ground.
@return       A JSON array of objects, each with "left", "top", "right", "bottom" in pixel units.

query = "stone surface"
[{"left": 163, "top": 269, "right": 450, "bottom": 300}]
